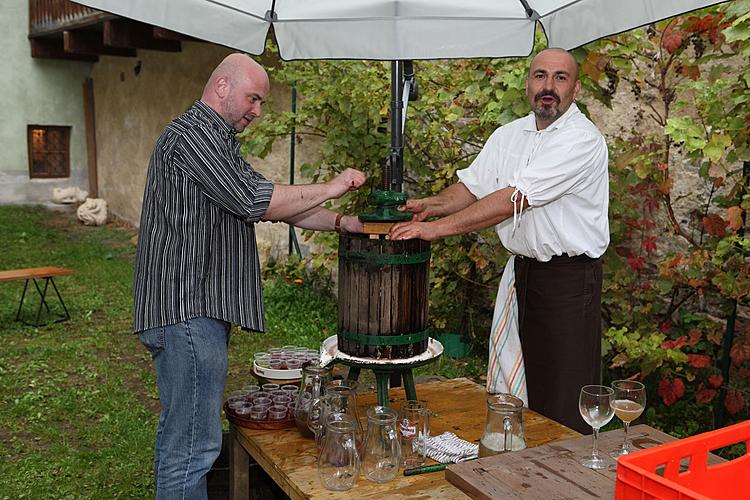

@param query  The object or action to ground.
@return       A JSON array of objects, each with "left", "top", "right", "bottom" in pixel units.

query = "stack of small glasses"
[
  {"left": 254, "top": 346, "right": 321, "bottom": 370},
  {"left": 226, "top": 383, "right": 300, "bottom": 421}
]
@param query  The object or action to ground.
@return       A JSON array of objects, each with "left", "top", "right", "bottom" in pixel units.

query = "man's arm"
[
  {"left": 262, "top": 168, "right": 366, "bottom": 221},
  {"left": 285, "top": 206, "right": 364, "bottom": 233},
  {"left": 389, "top": 186, "right": 529, "bottom": 241},
  {"left": 401, "top": 182, "right": 478, "bottom": 221}
]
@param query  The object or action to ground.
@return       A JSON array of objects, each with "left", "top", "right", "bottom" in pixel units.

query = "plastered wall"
[{"left": 91, "top": 42, "right": 320, "bottom": 265}]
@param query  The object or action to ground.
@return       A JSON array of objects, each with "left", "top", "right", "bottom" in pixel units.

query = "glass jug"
[
  {"left": 479, "top": 393, "right": 526, "bottom": 457},
  {"left": 311, "top": 380, "right": 364, "bottom": 454},
  {"left": 363, "top": 406, "right": 402, "bottom": 483},
  {"left": 317, "top": 415, "right": 360, "bottom": 491},
  {"left": 294, "top": 364, "right": 332, "bottom": 438}
]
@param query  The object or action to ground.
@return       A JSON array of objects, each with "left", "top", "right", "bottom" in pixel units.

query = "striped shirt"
[{"left": 133, "top": 100, "right": 274, "bottom": 333}]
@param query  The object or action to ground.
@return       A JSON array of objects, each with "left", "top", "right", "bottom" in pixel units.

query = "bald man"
[
  {"left": 390, "top": 48, "right": 609, "bottom": 434},
  {"left": 134, "top": 53, "right": 366, "bottom": 499}
]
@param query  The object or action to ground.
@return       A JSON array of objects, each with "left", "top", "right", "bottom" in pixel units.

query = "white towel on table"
[{"left": 424, "top": 432, "right": 478, "bottom": 464}]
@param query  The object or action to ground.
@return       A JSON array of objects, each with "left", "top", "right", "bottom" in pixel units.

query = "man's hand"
[
  {"left": 398, "top": 197, "right": 434, "bottom": 222},
  {"left": 340, "top": 215, "right": 364, "bottom": 234},
  {"left": 389, "top": 220, "right": 442, "bottom": 241},
  {"left": 327, "top": 168, "right": 367, "bottom": 198}
]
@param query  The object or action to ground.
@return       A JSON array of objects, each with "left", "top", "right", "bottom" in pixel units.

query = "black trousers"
[{"left": 515, "top": 254, "right": 603, "bottom": 435}]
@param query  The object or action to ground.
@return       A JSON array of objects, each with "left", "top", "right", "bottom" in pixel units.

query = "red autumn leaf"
[
  {"left": 673, "top": 378, "right": 685, "bottom": 398},
  {"left": 659, "top": 322, "right": 673, "bottom": 334},
  {"left": 686, "top": 330, "right": 702, "bottom": 346},
  {"left": 708, "top": 374, "right": 723, "bottom": 388},
  {"left": 695, "top": 384, "right": 716, "bottom": 404},
  {"left": 702, "top": 214, "right": 728, "bottom": 237},
  {"left": 687, "top": 354, "right": 711, "bottom": 368},
  {"left": 661, "top": 335, "right": 687, "bottom": 350},
  {"left": 658, "top": 377, "right": 685, "bottom": 407},
  {"left": 627, "top": 255, "right": 645, "bottom": 271},
  {"left": 680, "top": 64, "right": 701, "bottom": 81},
  {"left": 727, "top": 206, "right": 744, "bottom": 231},
  {"left": 730, "top": 341, "right": 750, "bottom": 365},
  {"left": 724, "top": 388, "right": 745, "bottom": 416},
  {"left": 642, "top": 235, "right": 657, "bottom": 254},
  {"left": 663, "top": 28, "right": 684, "bottom": 54}
]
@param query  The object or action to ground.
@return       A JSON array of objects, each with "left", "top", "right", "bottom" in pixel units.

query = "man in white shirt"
[{"left": 390, "top": 48, "right": 609, "bottom": 434}]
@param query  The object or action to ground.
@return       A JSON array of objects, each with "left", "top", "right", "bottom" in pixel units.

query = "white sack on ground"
[
  {"left": 52, "top": 187, "right": 88, "bottom": 204},
  {"left": 77, "top": 198, "right": 107, "bottom": 226}
]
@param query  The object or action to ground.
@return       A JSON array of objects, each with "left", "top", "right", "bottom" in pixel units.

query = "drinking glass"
[
  {"left": 363, "top": 406, "right": 401, "bottom": 483},
  {"left": 398, "top": 400, "right": 430, "bottom": 468},
  {"left": 318, "top": 415, "right": 360, "bottom": 491},
  {"left": 578, "top": 385, "right": 615, "bottom": 469},
  {"left": 610, "top": 379, "right": 646, "bottom": 458}
]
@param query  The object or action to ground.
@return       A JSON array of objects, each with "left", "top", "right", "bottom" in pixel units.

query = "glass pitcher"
[
  {"left": 317, "top": 415, "right": 360, "bottom": 491},
  {"left": 294, "top": 364, "right": 332, "bottom": 438},
  {"left": 311, "top": 380, "right": 364, "bottom": 454},
  {"left": 479, "top": 393, "right": 526, "bottom": 457},
  {"left": 363, "top": 406, "right": 402, "bottom": 483}
]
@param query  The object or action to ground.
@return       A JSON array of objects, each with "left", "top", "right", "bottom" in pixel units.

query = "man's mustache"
[{"left": 535, "top": 91, "right": 560, "bottom": 103}]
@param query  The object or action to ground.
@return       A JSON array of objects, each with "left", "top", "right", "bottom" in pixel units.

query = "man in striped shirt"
[{"left": 134, "top": 53, "right": 366, "bottom": 500}]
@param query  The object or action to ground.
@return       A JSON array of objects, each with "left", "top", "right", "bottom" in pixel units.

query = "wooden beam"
[
  {"left": 104, "top": 20, "right": 181, "bottom": 52},
  {"left": 82, "top": 78, "right": 98, "bottom": 198},
  {"left": 63, "top": 30, "right": 136, "bottom": 57},
  {"left": 153, "top": 27, "right": 197, "bottom": 42},
  {"left": 29, "top": 37, "right": 98, "bottom": 62}
]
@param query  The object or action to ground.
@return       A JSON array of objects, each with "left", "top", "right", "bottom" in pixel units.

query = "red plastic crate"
[{"left": 615, "top": 420, "right": 750, "bottom": 500}]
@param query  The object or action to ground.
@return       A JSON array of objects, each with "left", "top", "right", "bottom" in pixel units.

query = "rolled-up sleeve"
[
  {"left": 174, "top": 127, "right": 274, "bottom": 222},
  {"left": 513, "top": 130, "right": 607, "bottom": 207}
]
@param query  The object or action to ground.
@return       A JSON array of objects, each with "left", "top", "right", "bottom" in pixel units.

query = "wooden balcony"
[{"left": 29, "top": 0, "right": 187, "bottom": 61}]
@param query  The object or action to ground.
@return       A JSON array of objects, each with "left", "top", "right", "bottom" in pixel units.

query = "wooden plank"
[
  {"left": 0, "top": 267, "right": 74, "bottom": 282},
  {"left": 82, "top": 78, "right": 98, "bottom": 198},
  {"left": 229, "top": 426, "right": 250, "bottom": 500},
  {"left": 362, "top": 221, "right": 395, "bottom": 235},
  {"left": 30, "top": 37, "right": 98, "bottom": 62},
  {"left": 64, "top": 29, "right": 136, "bottom": 57},
  {"left": 446, "top": 425, "right": 685, "bottom": 500},
  {"left": 103, "top": 20, "right": 181, "bottom": 52},
  {"left": 232, "top": 378, "right": 579, "bottom": 500},
  {"left": 367, "top": 238, "right": 380, "bottom": 357}
]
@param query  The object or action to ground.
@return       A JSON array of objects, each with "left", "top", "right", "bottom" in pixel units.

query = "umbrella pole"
[{"left": 388, "top": 60, "right": 403, "bottom": 193}]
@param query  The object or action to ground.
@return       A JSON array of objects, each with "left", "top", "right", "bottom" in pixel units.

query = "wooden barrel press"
[{"left": 337, "top": 232, "right": 430, "bottom": 359}]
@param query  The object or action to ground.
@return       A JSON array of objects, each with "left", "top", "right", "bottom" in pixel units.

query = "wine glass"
[
  {"left": 579, "top": 385, "right": 615, "bottom": 469},
  {"left": 610, "top": 379, "right": 646, "bottom": 458}
]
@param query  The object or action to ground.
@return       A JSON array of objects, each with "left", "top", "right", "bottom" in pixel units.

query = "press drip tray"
[{"left": 320, "top": 335, "right": 444, "bottom": 368}]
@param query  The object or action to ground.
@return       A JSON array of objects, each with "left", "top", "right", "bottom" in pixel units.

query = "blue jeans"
[{"left": 139, "top": 317, "right": 231, "bottom": 500}]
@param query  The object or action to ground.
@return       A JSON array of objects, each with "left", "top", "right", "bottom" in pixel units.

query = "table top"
[
  {"left": 0, "top": 266, "right": 74, "bottom": 282},
  {"left": 446, "top": 424, "right": 681, "bottom": 499},
  {"left": 232, "top": 377, "right": 579, "bottom": 500}
]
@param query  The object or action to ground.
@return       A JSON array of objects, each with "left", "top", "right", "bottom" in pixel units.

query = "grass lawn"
[{"left": 0, "top": 205, "right": 484, "bottom": 499}]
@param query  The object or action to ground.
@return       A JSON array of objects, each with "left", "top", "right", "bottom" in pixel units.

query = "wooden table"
[
  {"left": 228, "top": 377, "right": 579, "bottom": 499},
  {"left": 0, "top": 266, "right": 73, "bottom": 326},
  {"left": 446, "top": 424, "right": 689, "bottom": 499}
]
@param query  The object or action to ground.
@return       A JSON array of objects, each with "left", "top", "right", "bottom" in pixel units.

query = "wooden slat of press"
[
  {"left": 446, "top": 425, "right": 681, "bottom": 500},
  {"left": 0, "top": 267, "right": 74, "bottom": 282},
  {"left": 234, "top": 378, "right": 579, "bottom": 500}
]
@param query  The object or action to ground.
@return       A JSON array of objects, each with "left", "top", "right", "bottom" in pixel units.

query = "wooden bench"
[{"left": 0, "top": 267, "right": 74, "bottom": 326}]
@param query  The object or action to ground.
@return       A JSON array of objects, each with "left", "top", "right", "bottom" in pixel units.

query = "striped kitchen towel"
[
  {"left": 424, "top": 432, "right": 478, "bottom": 464},
  {"left": 486, "top": 256, "right": 527, "bottom": 405}
]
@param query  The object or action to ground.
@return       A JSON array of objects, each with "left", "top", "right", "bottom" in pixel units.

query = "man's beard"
[
  {"left": 220, "top": 96, "right": 245, "bottom": 132},
  {"left": 532, "top": 91, "right": 562, "bottom": 122}
]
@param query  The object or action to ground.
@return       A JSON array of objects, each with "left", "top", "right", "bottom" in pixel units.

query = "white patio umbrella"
[
  {"left": 72, "top": 0, "right": 732, "bottom": 190},
  {"left": 73, "top": 0, "right": 730, "bottom": 60}
]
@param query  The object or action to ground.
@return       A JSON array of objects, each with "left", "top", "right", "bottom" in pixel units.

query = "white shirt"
[{"left": 457, "top": 103, "right": 609, "bottom": 261}]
